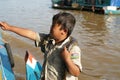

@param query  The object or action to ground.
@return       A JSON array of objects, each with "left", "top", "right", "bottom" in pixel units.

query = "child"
[{"left": 0, "top": 12, "right": 82, "bottom": 80}]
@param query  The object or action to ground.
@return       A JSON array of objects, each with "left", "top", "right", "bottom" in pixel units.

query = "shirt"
[{"left": 35, "top": 33, "right": 82, "bottom": 80}]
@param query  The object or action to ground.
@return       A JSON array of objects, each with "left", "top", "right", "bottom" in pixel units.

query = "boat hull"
[
  {"left": 103, "top": 6, "right": 120, "bottom": 14},
  {"left": 0, "top": 33, "right": 15, "bottom": 80},
  {"left": 51, "top": 0, "right": 120, "bottom": 14}
]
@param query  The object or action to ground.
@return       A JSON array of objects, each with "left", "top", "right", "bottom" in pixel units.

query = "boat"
[
  {"left": 0, "top": 33, "right": 15, "bottom": 80},
  {"left": 0, "top": 31, "right": 42, "bottom": 80},
  {"left": 25, "top": 50, "right": 42, "bottom": 80},
  {"left": 51, "top": 0, "right": 120, "bottom": 14},
  {"left": 103, "top": 6, "right": 120, "bottom": 14}
]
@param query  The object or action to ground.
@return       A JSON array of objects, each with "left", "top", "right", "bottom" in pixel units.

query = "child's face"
[{"left": 50, "top": 24, "right": 67, "bottom": 42}]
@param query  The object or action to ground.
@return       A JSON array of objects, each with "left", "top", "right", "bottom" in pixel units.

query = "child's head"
[{"left": 51, "top": 12, "right": 76, "bottom": 37}]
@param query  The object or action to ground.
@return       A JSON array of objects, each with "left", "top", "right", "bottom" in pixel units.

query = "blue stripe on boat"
[{"left": 0, "top": 33, "right": 15, "bottom": 80}]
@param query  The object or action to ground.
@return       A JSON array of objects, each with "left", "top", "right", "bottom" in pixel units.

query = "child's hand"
[
  {"left": 0, "top": 22, "right": 10, "bottom": 30},
  {"left": 61, "top": 47, "right": 71, "bottom": 62}
]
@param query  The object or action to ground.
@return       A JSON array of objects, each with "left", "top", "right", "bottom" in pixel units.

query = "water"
[{"left": 0, "top": 0, "right": 120, "bottom": 80}]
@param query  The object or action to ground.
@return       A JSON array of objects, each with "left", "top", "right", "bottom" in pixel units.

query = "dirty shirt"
[{"left": 35, "top": 33, "right": 82, "bottom": 80}]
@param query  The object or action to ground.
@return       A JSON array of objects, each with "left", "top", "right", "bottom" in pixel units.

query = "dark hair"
[{"left": 52, "top": 12, "right": 76, "bottom": 37}]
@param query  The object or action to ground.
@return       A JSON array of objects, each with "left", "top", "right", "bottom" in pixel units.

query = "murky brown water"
[{"left": 0, "top": 0, "right": 120, "bottom": 80}]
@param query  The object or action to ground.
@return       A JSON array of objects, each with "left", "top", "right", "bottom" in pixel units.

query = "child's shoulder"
[
  {"left": 66, "top": 36, "right": 80, "bottom": 52},
  {"left": 66, "top": 36, "right": 79, "bottom": 48},
  {"left": 69, "top": 36, "right": 78, "bottom": 44}
]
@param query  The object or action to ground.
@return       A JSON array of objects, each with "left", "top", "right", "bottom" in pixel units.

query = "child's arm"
[
  {"left": 0, "top": 22, "right": 37, "bottom": 41},
  {"left": 62, "top": 47, "right": 80, "bottom": 77}
]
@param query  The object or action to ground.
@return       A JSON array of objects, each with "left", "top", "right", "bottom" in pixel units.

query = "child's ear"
[
  {"left": 64, "top": 29, "right": 68, "bottom": 34},
  {"left": 61, "top": 29, "right": 67, "bottom": 35}
]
